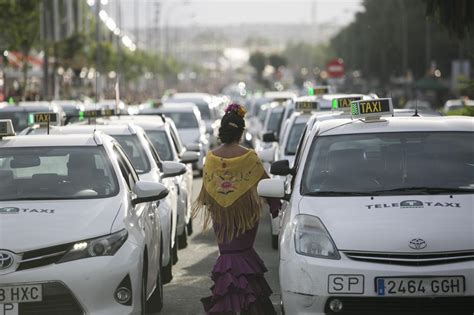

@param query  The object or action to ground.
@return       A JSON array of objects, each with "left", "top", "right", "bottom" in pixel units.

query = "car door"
[{"left": 113, "top": 145, "right": 160, "bottom": 295}]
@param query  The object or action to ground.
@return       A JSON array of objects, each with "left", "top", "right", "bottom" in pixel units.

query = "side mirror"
[
  {"left": 257, "top": 178, "right": 287, "bottom": 200},
  {"left": 270, "top": 160, "right": 291, "bottom": 176},
  {"left": 132, "top": 181, "right": 169, "bottom": 206},
  {"left": 180, "top": 151, "right": 199, "bottom": 164},
  {"left": 258, "top": 147, "right": 275, "bottom": 163},
  {"left": 262, "top": 132, "right": 278, "bottom": 143},
  {"left": 186, "top": 143, "right": 201, "bottom": 152},
  {"left": 162, "top": 161, "right": 187, "bottom": 178}
]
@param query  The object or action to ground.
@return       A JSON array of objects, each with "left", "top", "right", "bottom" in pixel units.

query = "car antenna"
[
  {"left": 413, "top": 82, "right": 420, "bottom": 117},
  {"left": 390, "top": 91, "right": 394, "bottom": 117}
]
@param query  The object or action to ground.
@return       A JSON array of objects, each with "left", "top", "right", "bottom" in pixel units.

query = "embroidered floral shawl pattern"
[{"left": 193, "top": 150, "right": 266, "bottom": 242}]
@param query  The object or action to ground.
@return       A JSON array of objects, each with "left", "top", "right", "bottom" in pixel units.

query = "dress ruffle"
[{"left": 202, "top": 248, "right": 276, "bottom": 315}]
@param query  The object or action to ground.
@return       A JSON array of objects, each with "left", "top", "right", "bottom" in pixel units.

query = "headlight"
[
  {"left": 293, "top": 215, "right": 340, "bottom": 259},
  {"left": 245, "top": 132, "right": 252, "bottom": 141},
  {"left": 58, "top": 229, "right": 128, "bottom": 263}
]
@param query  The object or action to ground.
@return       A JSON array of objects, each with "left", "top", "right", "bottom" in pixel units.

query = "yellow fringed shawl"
[{"left": 192, "top": 150, "right": 267, "bottom": 242}]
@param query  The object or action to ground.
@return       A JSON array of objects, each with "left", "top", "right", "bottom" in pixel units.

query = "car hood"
[
  {"left": 0, "top": 197, "right": 122, "bottom": 252},
  {"left": 177, "top": 128, "right": 200, "bottom": 145},
  {"left": 298, "top": 195, "right": 474, "bottom": 252}
]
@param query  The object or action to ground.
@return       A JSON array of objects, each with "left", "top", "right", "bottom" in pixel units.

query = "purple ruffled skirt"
[{"left": 202, "top": 224, "right": 276, "bottom": 315}]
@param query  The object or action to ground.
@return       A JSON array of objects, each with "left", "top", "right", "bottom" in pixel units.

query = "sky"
[{"left": 105, "top": 0, "right": 364, "bottom": 28}]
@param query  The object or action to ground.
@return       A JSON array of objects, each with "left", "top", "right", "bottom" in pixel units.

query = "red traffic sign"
[{"left": 327, "top": 58, "right": 345, "bottom": 78}]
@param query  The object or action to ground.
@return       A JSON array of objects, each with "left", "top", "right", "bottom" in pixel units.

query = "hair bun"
[{"left": 224, "top": 103, "right": 247, "bottom": 118}]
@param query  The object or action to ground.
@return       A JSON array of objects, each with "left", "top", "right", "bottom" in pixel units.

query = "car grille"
[
  {"left": 343, "top": 250, "right": 474, "bottom": 266},
  {"left": 325, "top": 297, "right": 474, "bottom": 314},
  {"left": 19, "top": 282, "right": 84, "bottom": 315},
  {"left": 17, "top": 243, "right": 72, "bottom": 271}
]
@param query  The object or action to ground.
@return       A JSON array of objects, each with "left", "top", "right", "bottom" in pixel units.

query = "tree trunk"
[{"left": 21, "top": 49, "right": 31, "bottom": 101}]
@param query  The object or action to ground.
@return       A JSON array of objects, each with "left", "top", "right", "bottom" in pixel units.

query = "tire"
[
  {"left": 172, "top": 230, "right": 178, "bottom": 265},
  {"left": 141, "top": 265, "right": 147, "bottom": 315},
  {"left": 178, "top": 228, "right": 188, "bottom": 249},
  {"left": 147, "top": 248, "right": 164, "bottom": 312},
  {"left": 187, "top": 217, "right": 193, "bottom": 236},
  {"left": 272, "top": 234, "right": 278, "bottom": 250},
  {"left": 161, "top": 234, "right": 173, "bottom": 284}
]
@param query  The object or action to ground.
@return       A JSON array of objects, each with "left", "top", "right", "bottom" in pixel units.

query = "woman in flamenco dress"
[{"left": 193, "top": 103, "right": 281, "bottom": 315}]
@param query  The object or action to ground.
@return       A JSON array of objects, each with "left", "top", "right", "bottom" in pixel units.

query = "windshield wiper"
[
  {"left": 371, "top": 187, "right": 473, "bottom": 195},
  {"left": 304, "top": 191, "right": 372, "bottom": 196}
]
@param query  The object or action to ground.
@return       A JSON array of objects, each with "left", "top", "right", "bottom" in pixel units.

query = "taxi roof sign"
[
  {"left": 33, "top": 112, "right": 59, "bottom": 125},
  {"left": 102, "top": 108, "right": 117, "bottom": 117},
  {"left": 0, "top": 120, "right": 15, "bottom": 138},
  {"left": 332, "top": 96, "right": 362, "bottom": 110},
  {"left": 295, "top": 100, "right": 319, "bottom": 112},
  {"left": 82, "top": 110, "right": 102, "bottom": 118},
  {"left": 311, "top": 85, "right": 330, "bottom": 96},
  {"left": 351, "top": 98, "right": 393, "bottom": 119}
]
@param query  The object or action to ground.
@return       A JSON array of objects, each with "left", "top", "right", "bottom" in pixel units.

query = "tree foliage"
[
  {"left": 249, "top": 51, "right": 266, "bottom": 81},
  {"left": 330, "top": 0, "right": 474, "bottom": 82},
  {"left": 0, "top": 0, "right": 40, "bottom": 97},
  {"left": 424, "top": 0, "right": 473, "bottom": 39}
]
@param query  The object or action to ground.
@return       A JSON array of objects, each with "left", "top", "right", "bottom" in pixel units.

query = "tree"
[
  {"left": 249, "top": 51, "right": 266, "bottom": 83},
  {"left": 0, "top": 0, "right": 40, "bottom": 99},
  {"left": 424, "top": 0, "right": 473, "bottom": 39},
  {"left": 268, "top": 54, "right": 287, "bottom": 70}
]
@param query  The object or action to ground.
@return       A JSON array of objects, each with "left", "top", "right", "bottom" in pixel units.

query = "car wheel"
[
  {"left": 178, "top": 227, "right": 188, "bottom": 249},
  {"left": 147, "top": 248, "right": 164, "bottom": 312},
  {"left": 161, "top": 234, "right": 173, "bottom": 284},
  {"left": 187, "top": 217, "right": 193, "bottom": 236},
  {"left": 272, "top": 234, "right": 278, "bottom": 250},
  {"left": 172, "top": 230, "right": 178, "bottom": 265},
  {"left": 141, "top": 265, "right": 147, "bottom": 315}
]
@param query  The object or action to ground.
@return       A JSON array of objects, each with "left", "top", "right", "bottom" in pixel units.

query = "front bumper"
[
  {"left": 0, "top": 241, "right": 143, "bottom": 315},
  {"left": 280, "top": 253, "right": 474, "bottom": 314}
]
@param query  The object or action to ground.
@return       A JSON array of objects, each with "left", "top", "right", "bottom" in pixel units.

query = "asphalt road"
[{"left": 155, "top": 178, "right": 282, "bottom": 315}]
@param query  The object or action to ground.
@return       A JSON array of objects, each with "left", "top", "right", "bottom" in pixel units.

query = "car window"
[
  {"left": 161, "top": 112, "right": 199, "bottom": 129},
  {"left": 302, "top": 132, "right": 474, "bottom": 195},
  {"left": 142, "top": 132, "right": 163, "bottom": 168},
  {"left": 267, "top": 109, "right": 284, "bottom": 134},
  {"left": 0, "top": 112, "right": 30, "bottom": 131},
  {"left": 285, "top": 123, "right": 306, "bottom": 155},
  {"left": 113, "top": 146, "right": 138, "bottom": 191},
  {"left": 113, "top": 135, "right": 151, "bottom": 174},
  {"left": 169, "top": 125, "right": 184, "bottom": 155},
  {"left": 0, "top": 146, "right": 119, "bottom": 200},
  {"left": 146, "top": 130, "right": 174, "bottom": 161}
]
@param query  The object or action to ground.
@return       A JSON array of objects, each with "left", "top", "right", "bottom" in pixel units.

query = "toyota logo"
[
  {"left": 409, "top": 238, "right": 427, "bottom": 250},
  {"left": 0, "top": 251, "right": 14, "bottom": 270}
]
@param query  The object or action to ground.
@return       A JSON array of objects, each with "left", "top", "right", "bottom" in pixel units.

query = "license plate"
[
  {"left": 0, "top": 303, "right": 18, "bottom": 315},
  {"left": 376, "top": 277, "right": 464, "bottom": 296},
  {"left": 0, "top": 284, "right": 42, "bottom": 303}
]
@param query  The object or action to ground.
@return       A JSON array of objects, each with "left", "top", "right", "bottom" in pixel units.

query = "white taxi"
[
  {"left": 258, "top": 99, "right": 474, "bottom": 314},
  {"left": 0, "top": 120, "right": 170, "bottom": 314},
  {"left": 51, "top": 123, "right": 186, "bottom": 284},
  {"left": 103, "top": 115, "right": 198, "bottom": 249}
]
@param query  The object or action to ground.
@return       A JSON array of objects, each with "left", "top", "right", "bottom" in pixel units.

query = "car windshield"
[
  {"left": 162, "top": 112, "right": 199, "bottom": 129},
  {"left": 285, "top": 123, "right": 306, "bottom": 155},
  {"left": 267, "top": 109, "right": 284, "bottom": 133},
  {"left": 0, "top": 112, "right": 31, "bottom": 131},
  {"left": 0, "top": 147, "right": 118, "bottom": 200},
  {"left": 302, "top": 132, "right": 474, "bottom": 196},
  {"left": 113, "top": 135, "right": 151, "bottom": 174},
  {"left": 169, "top": 99, "right": 211, "bottom": 120},
  {"left": 146, "top": 130, "right": 173, "bottom": 161}
]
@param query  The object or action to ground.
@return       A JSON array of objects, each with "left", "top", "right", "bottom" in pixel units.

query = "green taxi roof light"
[
  {"left": 28, "top": 114, "right": 35, "bottom": 125},
  {"left": 332, "top": 99, "right": 338, "bottom": 109},
  {"left": 307, "top": 87, "right": 315, "bottom": 96}
]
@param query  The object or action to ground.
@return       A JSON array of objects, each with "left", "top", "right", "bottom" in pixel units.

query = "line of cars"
[
  {"left": 0, "top": 95, "right": 217, "bottom": 314},
  {"left": 250, "top": 92, "right": 474, "bottom": 314}
]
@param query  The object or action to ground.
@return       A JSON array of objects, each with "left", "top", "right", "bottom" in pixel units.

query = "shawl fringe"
[{"left": 192, "top": 186, "right": 263, "bottom": 243}]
